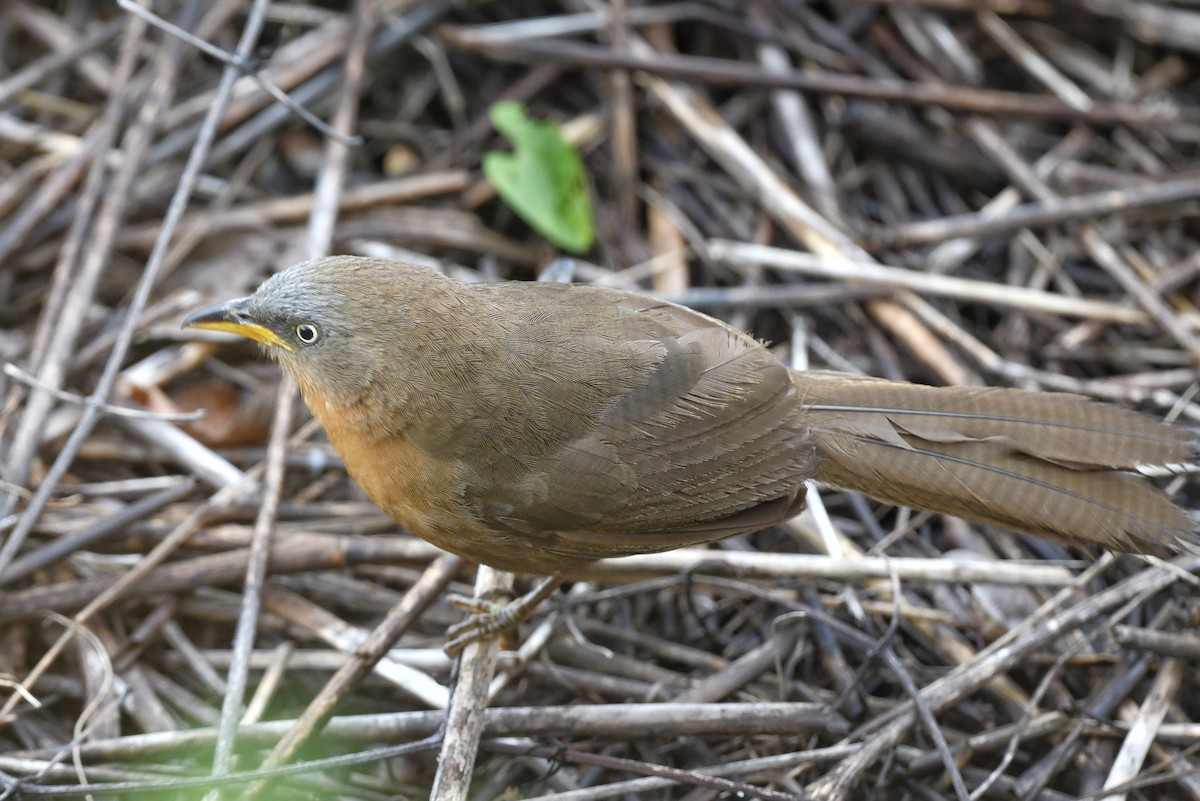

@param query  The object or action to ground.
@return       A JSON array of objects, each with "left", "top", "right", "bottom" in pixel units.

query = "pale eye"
[{"left": 294, "top": 323, "right": 320, "bottom": 344}]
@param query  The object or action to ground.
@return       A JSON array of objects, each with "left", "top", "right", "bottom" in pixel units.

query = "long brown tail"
[{"left": 793, "top": 370, "right": 1198, "bottom": 554}]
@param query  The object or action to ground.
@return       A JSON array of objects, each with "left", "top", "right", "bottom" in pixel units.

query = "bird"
[{"left": 183, "top": 256, "right": 1198, "bottom": 649}]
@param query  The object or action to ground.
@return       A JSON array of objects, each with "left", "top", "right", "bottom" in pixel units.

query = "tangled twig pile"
[{"left": 1, "top": 2, "right": 1199, "bottom": 799}]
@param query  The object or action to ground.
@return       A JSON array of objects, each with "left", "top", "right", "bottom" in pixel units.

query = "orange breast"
[
  {"left": 300, "top": 388, "right": 514, "bottom": 563},
  {"left": 338, "top": 431, "right": 460, "bottom": 528},
  {"left": 298, "top": 386, "right": 600, "bottom": 573}
]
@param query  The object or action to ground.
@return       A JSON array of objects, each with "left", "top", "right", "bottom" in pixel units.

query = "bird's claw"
[
  {"left": 443, "top": 576, "right": 566, "bottom": 658},
  {"left": 443, "top": 599, "right": 521, "bottom": 657},
  {"left": 446, "top": 591, "right": 505, "bottom": 615},
  {"left": 444, "top": 606, "right": 513, "bottom": 657}
]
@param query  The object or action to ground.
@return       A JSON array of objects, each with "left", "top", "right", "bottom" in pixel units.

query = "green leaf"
[{"left": 483, "top": 101, "right": 595, "bottom": 254}]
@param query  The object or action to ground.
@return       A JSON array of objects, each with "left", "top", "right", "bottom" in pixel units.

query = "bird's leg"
[{"left": 444, "top": 575, "right": 566, "bottom": 656}]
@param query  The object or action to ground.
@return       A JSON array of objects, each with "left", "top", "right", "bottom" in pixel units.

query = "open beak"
[{"left": 182, "top": 297, "right": 294, "bottom": 352}]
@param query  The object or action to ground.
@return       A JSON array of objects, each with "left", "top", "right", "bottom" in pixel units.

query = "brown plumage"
[
  {"left": 184, "top": 256, "right": 1198, "bottom": 574},
  {"left": 797, "top": 372, "right": 1195, "bottom": 554}
]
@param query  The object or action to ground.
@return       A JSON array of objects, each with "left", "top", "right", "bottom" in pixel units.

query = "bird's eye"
[{"left": 294, "top": 323, "right": 320, "bottom": 344}]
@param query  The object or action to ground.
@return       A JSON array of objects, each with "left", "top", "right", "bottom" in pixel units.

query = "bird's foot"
[
  {"left": 443, "top": 575, "right": 565, "bottom": 657},
  {"left": 444, "top": 594, "right": 520, "bottom": 656}
]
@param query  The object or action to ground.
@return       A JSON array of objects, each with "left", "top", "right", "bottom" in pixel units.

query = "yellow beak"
[{"left": 182, "top": 298, "right": 294, "bottom": 352}]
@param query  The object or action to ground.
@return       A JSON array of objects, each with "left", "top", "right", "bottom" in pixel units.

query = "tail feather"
[{"left": 794, "top": 370, "right": 1198, "bottom": 554}]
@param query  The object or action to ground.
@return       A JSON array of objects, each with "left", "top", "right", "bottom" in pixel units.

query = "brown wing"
[{"left": 460, "top": 284, "right": 815, "bottom": 563}]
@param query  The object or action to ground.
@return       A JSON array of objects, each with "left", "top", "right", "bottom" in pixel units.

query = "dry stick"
[
  {"left": 304, "top": 0, "right": 374, "bottom": 262},
  {"left": 150, "top": 136, "right": 275, "bottom": 285},
  {"left": 965, "top": 629, "right": 1090, "bottom": 800},
  {"left": 112, "top": 413, "right": 244, "bottom": 490},
  {"left": 333, "top": 206, "right": 541, "bottom": 265},
  {"left": 1072, "top": 596, "right": 1190, "bottom": 800},
  {"left": 863, "top": 0, "right": 1047, "bottom": 10},
  {"left": 19, "top": 702, "right": 837, "bottom": 763},
  {"left": 931, "top": 128, "right": 1093, "bottom": 275},
  {"left": 1, "top": 1, "right": 249, "bottom": 450},
  {"left": 893, "top": 5, "right": 981, "bottom": 85},
  {"left": 431, "top": 567, "right": 513, "bottom": 801},
  {"left": 878, "top": 176, "right": 1200, "bottom": 248},
  {"left": 6, "top": 739, "right": 444, "bottom": 798},
  {"left": 0, "top": 3, "right": 206, "bottom": 594},
  {"left": 757, "top": 36, "right": 841, "bottom": 224},
  {"left": 0, "top": 486, "right": 249, "bottom": 719},
  {"left": 491, "top": 740, "right": 806, "bottom": 801},
  {"left": 898, "top": 291, "right": 1200, "bottom": 412},
  {"left": 143, "top": 666, "right": 224, "bottom": 729},
  {"left": 261, "top": 586, "right": 450, "bottom": 708},
  {"left": 643, "top": 80, "right": 864, "bottom": 261},
  {"left": 240, "top": 555, "right": 462, "bottom": 800},
  {"left": 659, "top": 283, "right": 890, "bottom": 311},
  {"left": 1077, "top": 0, "right": 1200, "bottom": 54},
  {"left": 0, "top": 0, "right": 261, "bottom": 722},
  {"left": 441, "top": 4, "right": 711, "bottom": 43},
  {"left": 117, "top": 596, "right": 181, "bottom": 669},
  {"left": 0, "top": 122, "right": 106, "bottom": 268},
  {"left": 924, "top": 123, "right": 1082, "bottom": 280},
  {"left": 0, "top": 708, "right": 847, "bottom": 799},
  {"left": 905, "top": 713, "right": 1069, "bottom": 775},
  {"left": 0, "top": 18, "right": 123, "bottom": 105},
  {"left": 211, "top": 379, "right": 292, "bottom": 778},
  {"left": 0, "top": 478, "right": 196, "bottom": 586},
  {"left": 976, "top": 10, "right": 1092, "bottom": 111},
  {"left": 75, "top": 0, "right": 447, "bottom": 283},
  {"left": 1014, "top": 654, "right": 1152, "bottom": 798},
  {"left": 1102, "top": 657, "right": 1185, "bottom": 801},
  {"left": 1, "top": 364, "right": 203, "bottom": 423},
  {"left": 1143, "top": 734, "right": 1200, "bottom": 800},
  {"left": 806, "top": 557, "right": 1199, "bottom": 801},
  {"left": 240, "top": 642, "right": 294, "bottom": 726},
  {"left": 790, "top": 596, "right": 970, "bottom": 801},
  {"left": 8, "top": 0, "right": 398, "bottom": 284},
  {"left": 955, "top": 120, "right": 1200, "bottom": 363},
  {"left": 633, "top": 44, "right": 974, "bottom": 382},
  {"left": 0, "top": 115, "right": 102, "bottom": 166},
  {"left": 0, "top": 14, "right": 144, "bottom": 533},
  {"left": 919, "top": 554, "right": 1129, "bottom": 799},
  {"left": 586, "top": 550, "right": 1075, "bottom": 585},
  {"left": 0, "top": 540, "right": 1079, "bottom": 625},
  {"left": 0, "top": 536, "right": 438, "bottom": 623},
  {"left": 437, "top": 30, "right": 1200, "bottom": 126},
  {"left": 95, "top": 3, "right": 280, "bottom": 783},
  {"left": 76, "top": 289, "right": 204, "bottom": 371},
  {"left": 518, "top": 750, "right": 858, "bottom": 801},
  {"left": 116, "top": 171, "right": 471, "bottom": 251},
  {"left": 160, "top": 10, "right": 349, "bottom": 137},
  {"left": 117, "top": 0, "right": 356, "bottom": 147},
  {"left": 685, "top": 570, "right": 971, "bottom": 793},
  {"left": 914, "top": 28, "right": 1200, "bottom": 394},
  {"left": 1112, "top": 625, "right": 1200, "bottom": 659},
  {"left": 179, "top": 0, "right": 451, "bottom": 173},
  {"left": 671, "top": 623, "right": 804, "bottom": 705},
  {"left": 425, "top": 62, "right": 561, "bottom": 172},
  {"left": 1082, "top": 226, "right": 1200, "bottom": 363},
  {"left": 9, "top": 3, "right": 117, "bottom": 93},
  {"left": 606, "top": 0, "right": 639, "bottom": 234},
  {"left": 706, "top": 239, "right": 1148, "bottom": 325}
]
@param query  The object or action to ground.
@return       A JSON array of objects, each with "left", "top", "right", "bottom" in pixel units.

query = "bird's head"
[{"left": 182, "top": 256, "right": 453, "bottom": 408}]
